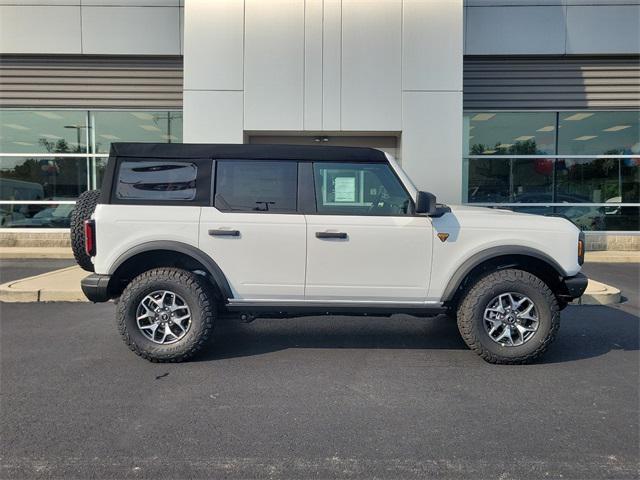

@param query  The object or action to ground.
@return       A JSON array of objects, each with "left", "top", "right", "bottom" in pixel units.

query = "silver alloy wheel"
[
  {"left": 483, "top": 292, "right": 539, "bottom": 347},
  {"left": 136, "top": 290, "right": 191, "bottom": 344}
]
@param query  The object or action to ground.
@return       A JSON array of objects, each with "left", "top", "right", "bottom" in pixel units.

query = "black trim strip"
[
  {"left": 225, "top": 301, "right": 446, "bottom": 318},
  {"left": 108, "top": 241, "right": 233, "bottom": 299},
  {"left": 441, "top": 246, "right": 568, "bottom": 302}
]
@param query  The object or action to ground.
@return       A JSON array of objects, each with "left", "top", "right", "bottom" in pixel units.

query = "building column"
[
  {"left": 183, "top": 0, "right": 244, "bottom": 143},
  {"left": 400, "top": 0, "right": 463, "bottom": 204}
]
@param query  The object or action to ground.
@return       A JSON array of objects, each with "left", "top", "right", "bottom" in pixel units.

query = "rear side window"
[
  {"left": 215, "top": 160, "right": 297, "bottom": 213},
  {"left": 116, "top": 160, "right": 197, "bottom": 201}
]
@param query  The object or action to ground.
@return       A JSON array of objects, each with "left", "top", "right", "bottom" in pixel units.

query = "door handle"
[
  {"left": 316, "top": 231, "right": 347, "bottom": 239},
  {"left": 209, "top": 229, "right": 240, "bottom": 237}
]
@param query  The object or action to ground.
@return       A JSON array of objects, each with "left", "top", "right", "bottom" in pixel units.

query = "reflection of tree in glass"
[{"left": 1, "top": 137, "right": 87, "bottom": 199}]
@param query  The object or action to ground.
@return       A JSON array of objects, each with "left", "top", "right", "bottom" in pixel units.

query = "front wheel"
[
  {"left": 456, "top": 269, "right": 560, "bottom": 364},
  {"left": 117, "top": 268, "right": 216, "bottom": 362}
]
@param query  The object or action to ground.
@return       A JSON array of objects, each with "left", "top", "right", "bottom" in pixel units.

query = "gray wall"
[
  {"left": 183, "top": 0, "right": 464, "bottom": 203},
  {"left": 464, "top": 0, "right": 640, "bottom": 55},
  {"left": 0, "top": 1, "right": 184, "bottom": 55}
]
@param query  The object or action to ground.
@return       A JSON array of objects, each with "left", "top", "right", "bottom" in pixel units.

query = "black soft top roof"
[{"left": 109, "top": 142, "right": 388, "bottom": 162}]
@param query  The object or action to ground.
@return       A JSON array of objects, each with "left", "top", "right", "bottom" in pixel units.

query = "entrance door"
[{"left": 304, "top": 161, "right": 433, "bottom": 302}]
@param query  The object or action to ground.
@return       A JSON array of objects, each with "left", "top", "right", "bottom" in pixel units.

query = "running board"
[{"left": 224, "top": 301, "right": 447, "bottom": 318}]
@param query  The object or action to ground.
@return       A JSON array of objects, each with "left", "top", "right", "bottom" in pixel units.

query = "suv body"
[{"left": 78, "top": 143, "right": 587, "bottom": 363}]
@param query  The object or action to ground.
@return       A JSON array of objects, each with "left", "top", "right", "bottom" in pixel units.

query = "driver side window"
[{"left": 313, "top": 162, "right": 412, "bottom": 216}]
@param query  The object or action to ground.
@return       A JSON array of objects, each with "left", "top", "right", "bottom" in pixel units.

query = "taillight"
[{"left": 84, "top": 219, "right": 96, "bottom": 256}]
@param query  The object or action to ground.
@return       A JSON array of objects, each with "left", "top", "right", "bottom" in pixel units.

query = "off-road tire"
[
  {"left": 456, "top": 269, "right": 560, "bottom": 364},
  {"left": 117, "top": 268, "right": 216, "bottom": 363},
  {"left": 70, "top": 189, "right": 101, "bottom": 272}
]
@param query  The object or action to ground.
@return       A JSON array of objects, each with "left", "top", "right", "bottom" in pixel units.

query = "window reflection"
[
  {"left": 0, "top": 109, "right": 183, "bottom": 228},
  {"left": 558, "top": 111, "right": 640, "bottom": 155},
  {"left": 0, "top": 110, "right": 88, "bottom": 153},
  {"left": 0, "top": 203, "right": 74, "bottom": 228},
  {"left": 464, "top": 112, "right": 556, "bottom": 156},
  {"left": 92, "top": 111, "right": 183, "bottom": 154},
  {"left": 0, "top": 157, "right": 88, "bottom": 200}
]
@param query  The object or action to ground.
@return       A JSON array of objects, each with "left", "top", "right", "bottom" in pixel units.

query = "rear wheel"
[
  {"left": 456, "top": 269, "right": 560, "bottom": 364},
  {"left": 70, "top": 189, "right": 100, "bottom": 272},
  {"left": 117, "top": 268, "right": 216, "bottom": 362}
]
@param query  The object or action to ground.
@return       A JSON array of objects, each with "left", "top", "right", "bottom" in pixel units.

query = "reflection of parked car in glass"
[
  {"left": 0, "top": 178, "right": 44, "bottom": 201},
  {"left": 511, "top": 193, "right": 606, "bottom": 231},
  {"left": 604, "top": 196, "right": 621, "bottom": 215},
  {"left": 4, "top": 204, "right": 73, "bottom": 228}
]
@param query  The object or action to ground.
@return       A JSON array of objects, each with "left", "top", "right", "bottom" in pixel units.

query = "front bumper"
[
  {"left": 559, "top": 272, "right": 589, "bottom": 300},
  {"left": 81, "top": 273, "right": 111, "bottom": 303}
]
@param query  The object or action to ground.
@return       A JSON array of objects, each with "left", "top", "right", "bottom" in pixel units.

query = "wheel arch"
[
  {"left": 441, "top": 246, "right": 568, "bottom": 307},
  {"left": 107, "top": 241, "right": 233, "bottom": 300}
]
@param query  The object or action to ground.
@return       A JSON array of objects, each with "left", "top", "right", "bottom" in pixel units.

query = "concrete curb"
[
  {"left": 0, "top": 265, "right": 624, "bottom": 306},
  {"left": 570, "top": 280, "right": 621, "bottom": 306},
  {"left": 0, "top": 266, "right": 88, "bottom": 303}
]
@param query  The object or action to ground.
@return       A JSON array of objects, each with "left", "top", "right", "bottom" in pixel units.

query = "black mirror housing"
[{"left": 415, "top": 191, "right": 437, "bottom": 216}]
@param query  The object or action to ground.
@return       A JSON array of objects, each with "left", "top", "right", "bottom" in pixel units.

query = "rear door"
[
  {"left": 199, "top": 159, "right": 307, "bottom": 300},
  {"left": 304, "top": 161, "right": 433, "bottom": 302}
]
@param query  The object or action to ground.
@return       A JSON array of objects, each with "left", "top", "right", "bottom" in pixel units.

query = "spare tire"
[{"left": 70, "top": 189, "right": 101, "bottom": 272}]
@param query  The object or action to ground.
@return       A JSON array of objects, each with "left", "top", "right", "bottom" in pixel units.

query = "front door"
[
  {"left": 305, "top": 161, "right": 433, "bottom": 302},
  {"left": 199, "top": 159, "right": 306, "bottom": 300}
]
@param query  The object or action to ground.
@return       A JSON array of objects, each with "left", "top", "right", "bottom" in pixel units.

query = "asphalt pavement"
[
  {"left": 0, "top": 262, "right": 638, "bottom": 479},
  {"left": 0, "top": 259, "right": 75, "bottom": 284}
]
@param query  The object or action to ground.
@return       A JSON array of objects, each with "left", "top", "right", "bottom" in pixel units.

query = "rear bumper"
[
  {"left": 559, "top": 272, "right": 589, "bottom": 300},
  {"left": 81, "top": 273, "right": 111, "bottom": 303}
]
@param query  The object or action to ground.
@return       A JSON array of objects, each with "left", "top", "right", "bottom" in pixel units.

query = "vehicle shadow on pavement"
[
  {"left": 540, "top": 305, "right": 639, "bottom": 364},
  {"left": 194, "top": 305, "right": 639, "bottom": 363},
  {"left": 196, "top": 314, "right": 467, "bottom": 361}
]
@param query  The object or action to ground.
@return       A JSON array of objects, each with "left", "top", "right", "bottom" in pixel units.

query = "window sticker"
[{"left": 334, "top": 177, "right": 356, "bottom": 202}]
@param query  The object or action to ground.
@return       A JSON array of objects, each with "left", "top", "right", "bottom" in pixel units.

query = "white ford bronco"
[{"left": 72, "top": 143, "right": 587, "bottom": 364}]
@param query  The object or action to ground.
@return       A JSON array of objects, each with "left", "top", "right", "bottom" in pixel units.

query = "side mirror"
[{"left": 415, "top": 191, "right": 437, "bottom": 216}]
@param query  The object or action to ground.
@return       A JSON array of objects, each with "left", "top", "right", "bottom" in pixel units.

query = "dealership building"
[{"left": 0, "top": 0, "right": 638, "bottom": 249}]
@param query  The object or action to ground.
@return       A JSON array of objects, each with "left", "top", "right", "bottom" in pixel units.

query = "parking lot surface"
[{"left": 1, "top": 262, "right": 638, "bottom": 479}]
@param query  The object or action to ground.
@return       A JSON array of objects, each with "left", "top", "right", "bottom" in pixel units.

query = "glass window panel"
[
  {"left": 558, "top": 111, "right": 640, "bottom": 155},
  {"left": 0, "top": 203, "right": 74, "bottom": 228},
  {"left": 215, "top": 160, "right": 298, "bottom": 213},
  {"left": 555, "top": 158, "right": 624, "bottom": 203},
  {"left": 313, "top": 162, "right": 412, "bottom": 216},
  {"left": 0, "top": 156, "right": 88, "bottom": 200},
  {"left": 464, "top": 112, "right": 556, "bottom": 156},
  {"left": 0, "top": 110, "right": 88, "bottom": 154},
  {"left": 467, "top": 157, "right": 510, "bottom": 203},
  {"left": 621, "top": 157, "right": 640, "bottom": 203},
  {"left": 467, "top": 158, "right": 554, "bottom": 203},
  {"left": 92, "top": 111, "right": 183, "bottom": 154},
  {"left": 116, "top": 160, "right": 197, "bottom": 201}
]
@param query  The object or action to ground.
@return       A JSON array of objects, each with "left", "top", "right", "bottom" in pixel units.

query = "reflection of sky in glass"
[
  {"left": 558, "top": 111, "right": 640, "bottom": 155},
  {"left": 465, "top": 111, "right": 640, "bottom": 156},
  {"left": 0, "top": 110, "right": 183, "bottom": 156},
  {"left": 0, "top": 110, "right": 88, "bottom": 154},
  {"left": 92, "top": 111, "right": 183, "bottom": 153},
  {"left": 465, "top": 112, "right": 556, "bottom": 155}
]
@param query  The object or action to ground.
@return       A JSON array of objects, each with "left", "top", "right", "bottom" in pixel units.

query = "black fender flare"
[
  {"left": 441, "top": 246, "right": 568, "bottom": 302},
  {"left": 108, "top": 240, "right": 233, "bottom": 299}
]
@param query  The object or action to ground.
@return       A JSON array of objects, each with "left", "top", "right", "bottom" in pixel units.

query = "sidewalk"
[
  {"left": 584, "top": 251, "right": 640, "bottom": 263},
  {"left": 0, "top": 265, "right": 622, "bottom": 304},
  {"left": 0, "top": 266, "right": 87, "bottom": 302},
  {"left": 0, "top": 247, "right": 74, "bottom": 259}
]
